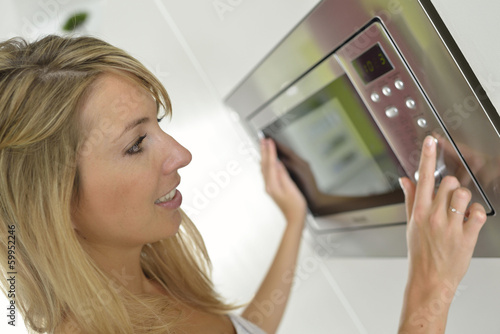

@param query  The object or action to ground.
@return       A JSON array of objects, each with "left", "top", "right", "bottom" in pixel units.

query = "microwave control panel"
[{"left": 335, "top": 21, "right": 492, "bottom": 213}]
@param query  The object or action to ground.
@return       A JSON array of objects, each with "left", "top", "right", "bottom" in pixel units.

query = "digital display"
[{"left": 352, "top": 44, "right": 393, "bottom": 84}]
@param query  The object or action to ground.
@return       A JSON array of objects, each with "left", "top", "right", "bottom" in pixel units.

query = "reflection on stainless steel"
[{"left": 225, "top": 0, "right": 500, "bottom": 256}]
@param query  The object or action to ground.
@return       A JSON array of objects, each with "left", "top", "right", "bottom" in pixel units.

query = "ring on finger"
[{"left": 449, "top": 205, "right": 465, "bottom": 215}]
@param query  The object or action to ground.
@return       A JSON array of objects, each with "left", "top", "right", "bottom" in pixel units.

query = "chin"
[{"left": 152, "top": 211, "right": 183, "bottom": 241}]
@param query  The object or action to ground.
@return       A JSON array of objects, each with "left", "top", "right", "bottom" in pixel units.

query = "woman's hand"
[
  {"left": 399, "top": 136, "right": 487, "bottom": 333},
  {"left": 260, "top": 138, "right": 307, "bottom": 225}
]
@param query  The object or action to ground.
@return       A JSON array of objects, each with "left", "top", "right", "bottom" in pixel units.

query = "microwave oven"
[{"left": 225, "top": 0, "right": 500, "bottom": 256}]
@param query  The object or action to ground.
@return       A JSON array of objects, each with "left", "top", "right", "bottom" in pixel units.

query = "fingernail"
[
  {"left": 424, "top": 136, "right": 436, "bottom": 152},
  {"left": 424, "top": 136, "right": 437, "bottom": 149}
]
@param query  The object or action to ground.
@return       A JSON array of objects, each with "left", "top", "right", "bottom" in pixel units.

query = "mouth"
[{"left": 155, "top": 187, "right": 177, "bottom": 204}]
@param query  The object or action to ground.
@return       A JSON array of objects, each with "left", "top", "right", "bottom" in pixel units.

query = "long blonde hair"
[{"left": 0, "top": 35, "right": 233, "bottom": 333}]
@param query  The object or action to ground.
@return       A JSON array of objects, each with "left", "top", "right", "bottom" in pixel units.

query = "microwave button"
[
  {"left": 382, "top": 86, "right": 392, "bottom": 96},
  {"left": 414, "top": 163, "right": 447, "bottom": 183},
  {"left": 370, "top": 92, "right": 381, "bottom": 102},
  {"left": 405, "top": 98, "right": 416, "bottom": 109},
  {"left": 385, "top": 106, "right": 399, "bottom": 118},
  {"left": 414, "top": 168, "right": 441, "bottom": 183},
  {"left": 395, "top": 79, "right": 404, "bottom": 90},
  {"left": 417, "top": 118, "right": 427, "bottom": 128}
]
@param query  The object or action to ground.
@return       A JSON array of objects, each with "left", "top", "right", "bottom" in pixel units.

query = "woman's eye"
[{"left": 126, "top": 134, "right": 147, "bottom": 155}]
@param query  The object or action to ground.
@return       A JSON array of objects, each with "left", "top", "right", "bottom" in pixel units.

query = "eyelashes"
[
  {"left": 126, "top": 134, "right": 147, "bottom": 155},
  {"left": 125, "top": 117, "right": 164, "bottom": 156}
]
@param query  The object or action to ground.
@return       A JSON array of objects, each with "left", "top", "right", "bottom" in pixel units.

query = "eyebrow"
[{"left": 115, "top": 117, "right": 150, "bottom": 142}]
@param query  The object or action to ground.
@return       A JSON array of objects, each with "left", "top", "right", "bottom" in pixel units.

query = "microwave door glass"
[{"left": 262, "top": 75, "right": 404, "bottom": 216}]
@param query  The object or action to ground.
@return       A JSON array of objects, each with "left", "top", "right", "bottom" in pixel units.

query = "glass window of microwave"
[
  {"left": 352, "top": 43, "right": 394, "bottom": 84},
  {"left": 262, "top": 74, "right": 404, "bottom": 216}
]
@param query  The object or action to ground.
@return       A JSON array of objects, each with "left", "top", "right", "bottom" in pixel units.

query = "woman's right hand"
[
  {"left": 398, "top": 136, "right": 487, "bottom": 333},
  {"left": 260, "top": 138, "right": 307, "bottom": 225}
]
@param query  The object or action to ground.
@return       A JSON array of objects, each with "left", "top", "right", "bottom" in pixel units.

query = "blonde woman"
[
  {"left": 0, "top": 35, "right": 306, "bottom": 334},
  {"left": 0, "top": 35, "right": 488, "bottom": 334}
]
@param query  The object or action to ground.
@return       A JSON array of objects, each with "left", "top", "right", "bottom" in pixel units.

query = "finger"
[
  {"left": 276, "top": 160, "right": 292, "bottom": 189},
  {"left": 260, "top": 139, "right": 275, "bottom": 186},
  {"left": 463, "top": 202, "right": 487, "bottom": 242},
  {"left": 413, "top": 136, "right": 438, "bottom": 212},
  {"left": 277, "top": 153, "right": 298, "bottom": 176},
  {"left": 447, "top": 185, "right": 471, "bottom": 225},
  {"left": 260, "top": 139, "right": 270, "bottom": 177},
  {"left": 273, "top": 139, "right": 294, "bottom": 158},
  {"left": 266, "top": 138, "right": 278, "bottom": 167},
  {"left": 262, "top": 139, "right": 281, "bottom": 193},
  {"left": 399, "top": 177, "right": 416, "bottom": 221},
  {"left": 433, "top": 175, "right": 461, "bottom": 216}
]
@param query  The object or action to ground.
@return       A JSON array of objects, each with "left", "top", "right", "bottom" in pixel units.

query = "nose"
[{"left": 161, "top": 134, "right": 192, "bottom": 174}]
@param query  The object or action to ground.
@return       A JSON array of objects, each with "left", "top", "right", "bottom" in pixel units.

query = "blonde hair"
[{"left": 0, "top": 35, "right": 233, "bottom": 333}]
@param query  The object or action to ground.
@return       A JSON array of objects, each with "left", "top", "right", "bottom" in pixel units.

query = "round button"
[
  {"left": 370, "top": 92, "right": 380, "bottom": 102},
  {"left": 385, "top": 106, "right": 398, "bottom": 118},
  {"left": 395, "top": 79, "right": 404, "bottom": 90},
  {"left": 405, "top": 98, "right": 416, "bottom": 109},
  {"left": 414, "top": 168, "right": 442, "bottom": 182},
  {"left": 417, "top": 118, "right": 427, "bottom": 128},
  {"left": 382, "top": 86, "right": 392, "bottom": 96}
]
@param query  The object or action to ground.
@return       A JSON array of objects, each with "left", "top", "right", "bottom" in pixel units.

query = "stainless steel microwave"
[{"left": 225, "top": 0, "right": 500, "bottom": 255}]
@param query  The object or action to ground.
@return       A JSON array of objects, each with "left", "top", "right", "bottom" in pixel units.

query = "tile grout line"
[
  {"left": 151, "top": 0, "right": 222, "bottom": 101},
  {"left": 318, "top": 262, "right": 368, "bottom": 334}
]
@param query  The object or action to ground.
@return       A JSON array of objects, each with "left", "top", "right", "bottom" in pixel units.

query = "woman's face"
[{"left": 72, "top": 73, "right": 192, "bottom": 248}]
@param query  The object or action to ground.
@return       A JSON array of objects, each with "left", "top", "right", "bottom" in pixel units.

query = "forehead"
[{"left": 79, "top": 72, "right": 155, "bottom": 133}]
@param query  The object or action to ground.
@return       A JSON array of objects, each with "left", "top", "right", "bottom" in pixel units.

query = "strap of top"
[{"left": 228, "top": 314, "right": 268, "bottom": 334}]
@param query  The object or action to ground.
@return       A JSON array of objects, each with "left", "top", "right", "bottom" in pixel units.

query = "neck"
[{"left": 79, "top": 239, "right": 157, "bottom": 295}]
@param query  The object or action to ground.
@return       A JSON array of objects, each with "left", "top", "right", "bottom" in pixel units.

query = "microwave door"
[{"left": 249, "top": 56, "right": 405, "bottom": 228}]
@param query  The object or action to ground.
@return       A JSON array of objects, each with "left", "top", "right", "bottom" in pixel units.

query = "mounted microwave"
[{"left": 225, "top": 0, "right": 500, "bottom": 255}]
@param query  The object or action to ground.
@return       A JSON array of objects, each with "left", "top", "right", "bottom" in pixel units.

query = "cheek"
[{"left": 75, "top": 167, "right": 155, "bottom": 235}]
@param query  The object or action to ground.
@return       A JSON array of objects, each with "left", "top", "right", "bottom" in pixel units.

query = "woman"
[
  {"left": 0, "top": 35, "right": 306, "bottom": 334},
  {"left": 0, "top": 35, "right": 487, "bottom": 334}
]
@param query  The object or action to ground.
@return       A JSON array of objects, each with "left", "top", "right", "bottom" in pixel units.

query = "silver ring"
[{"left": 449, "top": 206, "right": 465, "bottom": 215}]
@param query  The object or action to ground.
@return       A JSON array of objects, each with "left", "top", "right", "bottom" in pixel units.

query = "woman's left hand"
[{"left": 260, "top": 138, "right": 307, "bottom": 225}]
